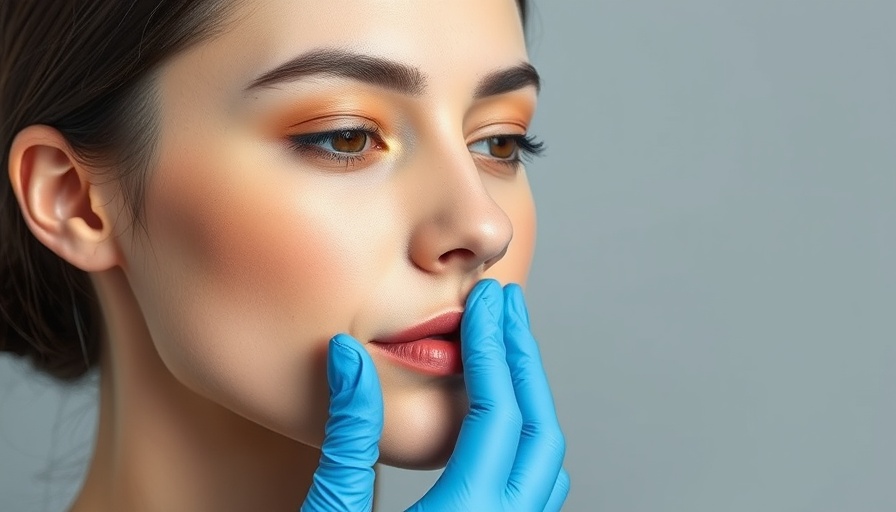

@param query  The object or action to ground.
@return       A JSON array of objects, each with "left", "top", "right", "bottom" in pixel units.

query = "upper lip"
[{"left": 371, "top": 311, "right": 463, "bottom": 344}]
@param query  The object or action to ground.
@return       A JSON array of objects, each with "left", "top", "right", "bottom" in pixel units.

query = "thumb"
[{"left": 302, "top": 334, "right": 383, "bottom": 512}]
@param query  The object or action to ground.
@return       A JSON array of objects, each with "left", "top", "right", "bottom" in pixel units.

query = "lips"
[
  {"left": 371, "top": 311, "right": 462, "bottom": 344},
  {"left": 369, "top": 311, "right": 463, "bottom": 376}
]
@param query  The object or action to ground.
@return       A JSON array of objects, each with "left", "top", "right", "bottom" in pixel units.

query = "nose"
[{"left": 407, "top": 140, "right": 514, "bottom": 275}]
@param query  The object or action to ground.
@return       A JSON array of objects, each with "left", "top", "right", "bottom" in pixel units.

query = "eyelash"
[{"left": 286, "top": 125, "right": 546, "bottom": 168}]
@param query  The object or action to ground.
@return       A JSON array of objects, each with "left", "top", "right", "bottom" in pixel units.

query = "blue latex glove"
[{"left": 301, "top": 279, "right": 569, "bottom": 511}]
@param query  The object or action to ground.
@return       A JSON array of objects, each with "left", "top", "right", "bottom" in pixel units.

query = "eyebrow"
[
  {"left": 245, "top": 48, "right": 426, "bottom": 95},
  {"left": 243, "top": 48, "right": 540, "bottom": 98},
  {"left": 474, "top": 62, "right": 540, "bottom": 98}
]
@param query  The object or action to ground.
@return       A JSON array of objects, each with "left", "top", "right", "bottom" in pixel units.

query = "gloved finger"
[
  {"left": 503, "top": 284, "right": 566, "bottom": 509},
  {"left": 302, "top": 334, "right": 383, "bottom": 512},
  {"left": 544, "top": 467, "right": 571, "bottom": 512},
  {"left": 434, "top": 279, "right": 521, "bottom": 495}
]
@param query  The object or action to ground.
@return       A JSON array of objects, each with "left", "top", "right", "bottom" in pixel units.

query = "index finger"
[{"left": 438, "top": 279, "right": 521, "bottom": 491}]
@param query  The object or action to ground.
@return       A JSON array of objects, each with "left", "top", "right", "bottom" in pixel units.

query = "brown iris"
[
  {"left": 331, "top": 130, "right": 367, "bottom": 152},
  {"left": 487, "top": 136, "right": 517, "bottom": 159}
]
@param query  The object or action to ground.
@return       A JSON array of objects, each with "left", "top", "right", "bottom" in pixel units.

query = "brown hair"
[{"left": 0, "top": 0, "right": 530, "bottom": 381}]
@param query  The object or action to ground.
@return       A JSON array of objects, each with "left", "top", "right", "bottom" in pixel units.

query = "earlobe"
[{"left": 8, "top": 124, "right": 121, "bottom": 272}]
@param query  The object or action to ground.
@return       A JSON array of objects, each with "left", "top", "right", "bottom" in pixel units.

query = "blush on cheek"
[
  {"left": 132, "top": 159, "right": 367, "bottom": 444},
  {"left": 150, "top": 155, "right": 361, "bottom": 326}
]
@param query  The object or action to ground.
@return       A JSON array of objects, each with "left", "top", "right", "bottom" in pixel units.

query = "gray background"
[{"left": 2, "top": 0, "right": 894, "bottom": 510}]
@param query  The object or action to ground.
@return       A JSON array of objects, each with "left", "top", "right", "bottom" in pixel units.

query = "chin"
[{"left": 377, "top": 379, "right": 468, "bottom": 469}]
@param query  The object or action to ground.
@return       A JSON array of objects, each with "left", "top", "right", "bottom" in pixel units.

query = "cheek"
[{"left": 125, "top": 149, "right": 395, "bottom": 444}]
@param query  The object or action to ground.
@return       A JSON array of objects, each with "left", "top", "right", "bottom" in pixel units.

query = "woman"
[{"left": 0, "top": 0, "right": 568, "bottom": 510}]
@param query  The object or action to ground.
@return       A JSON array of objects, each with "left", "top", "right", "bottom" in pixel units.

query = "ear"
[{"left": 8, "top": 124, "right": 122, "bottom": 272}]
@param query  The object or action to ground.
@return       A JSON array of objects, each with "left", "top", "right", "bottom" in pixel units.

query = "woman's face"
[{"left": 118, "top": 0, "right": 537, "bottom": 468}]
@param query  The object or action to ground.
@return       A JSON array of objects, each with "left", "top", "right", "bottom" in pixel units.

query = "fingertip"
[
  {"left": 465, "top": 279, "right": 503, "bottom": 320},
  {"left": 503, "top": 282, "right": 524, "bottom": 295},
  {"left": 328, "top": 333, "right": 381, "bottom": 399},
  {"left": 503, "top": 283, "right": 530, "bottom": 329},
  {"left": 468, "top": 278, "right": 500, "bottom": 303},
  {"left": 325, "top": 334, "right": 383, "bottom": 435},
  {"left": 329, "top": 334, "right": 362, "bottom": 367},
  {"left": 330, "top": 332, "right": 362, "bottom": 351},
  {"left": 460, "top": 280, "right": 505, "bottom": 358}
]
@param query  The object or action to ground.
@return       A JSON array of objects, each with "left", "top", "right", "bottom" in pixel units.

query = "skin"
[{"left": 8, "top": 0, "right": 538, "bottom": 510}]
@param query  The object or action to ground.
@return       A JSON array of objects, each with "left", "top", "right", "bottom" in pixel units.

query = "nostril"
[{"left": 438, "top": 248, "right": 475, "bottom": 265}]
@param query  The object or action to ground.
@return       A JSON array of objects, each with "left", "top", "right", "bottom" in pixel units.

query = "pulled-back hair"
[{"left": 0, "top": 0, "right": 530, "bottom": 381}]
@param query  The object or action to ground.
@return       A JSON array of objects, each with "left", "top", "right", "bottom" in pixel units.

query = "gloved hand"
[{"left": 301, "top": 279, "right": 570, "bottom": 511}]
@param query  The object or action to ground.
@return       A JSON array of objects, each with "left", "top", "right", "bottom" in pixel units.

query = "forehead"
[{"left": 174, "top": 0, "right": 528, "bottom": 95}]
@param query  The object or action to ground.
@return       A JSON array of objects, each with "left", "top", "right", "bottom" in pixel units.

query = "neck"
[{"left": 69, "top": 268, "right": 321, "bottom": 512}]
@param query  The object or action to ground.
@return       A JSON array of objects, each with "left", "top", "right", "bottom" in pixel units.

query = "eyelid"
[{"left": 287, "top": 112, "right": 382, "bottom": 130}]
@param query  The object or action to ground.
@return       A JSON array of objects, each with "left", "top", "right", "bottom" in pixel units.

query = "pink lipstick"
[{"left": 369, "top": 311, "right": 463, "bottom": 376}]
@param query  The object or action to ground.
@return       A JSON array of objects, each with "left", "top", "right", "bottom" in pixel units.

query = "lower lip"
[{"left": 369, "top": 338, "right": 462, "bottom": 376}]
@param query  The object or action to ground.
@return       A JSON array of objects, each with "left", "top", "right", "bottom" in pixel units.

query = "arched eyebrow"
[
  {"left": 244, "top": 48, "right": 426, "bottom": 95},
  {"left": 243, "top": 48, "right": 540, "bottom": 98},
  {"left": 474, "top": 62, "right": 540, "bottom": 98}
]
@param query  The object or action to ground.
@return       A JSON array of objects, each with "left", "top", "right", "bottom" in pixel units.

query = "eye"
[
  {"left": 468, "top": 134, "right": 545, "bottom": 165},
  {"left": 289, "top": 128, "right": 379, "bottom": 155},
  {"left": 286, "top": 124, "right": 386, "bottom": 166},
  {"left": 469, "top": 136, "right": 519, "bottom": 160}
]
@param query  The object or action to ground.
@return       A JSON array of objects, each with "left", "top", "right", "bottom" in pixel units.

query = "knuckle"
[
  {"left": 507, "top": 349, "right": 537, "bottom": 373},
  {"left": 524, "top": 422, "right": 566, "bottom": 460},
  {"left": 469, "top": 395, "right": 500, "bottom": 414},
  {"left": 506, "top": 407, "right": 523, "bottom": 433},
  {"left": 473, "top": 399, "right": 522, "bottom": 433},
  {"left": 471, "top": 400, "right": 523, "bottom": 432},
  {"left": 547, "top": 428, "right": 567, "bottom": 460}
]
